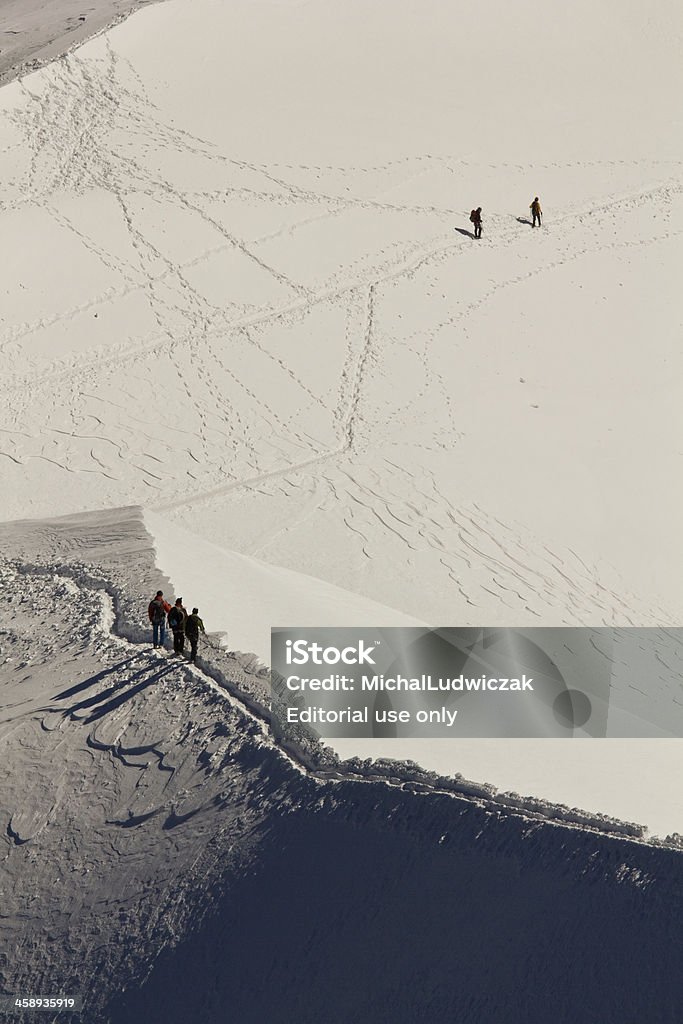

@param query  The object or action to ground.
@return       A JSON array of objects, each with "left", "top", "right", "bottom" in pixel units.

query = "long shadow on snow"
[
  {"left": 54, "top": 653, "right": 147, "bottom": 701},
  {"left": 83, "top": 664, "right": 177, "bottom": 723}
]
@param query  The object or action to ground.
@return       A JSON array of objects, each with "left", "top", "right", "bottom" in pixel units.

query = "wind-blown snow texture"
[{"left": 1, "top": 508, "right": 682, "bottom": 1023}]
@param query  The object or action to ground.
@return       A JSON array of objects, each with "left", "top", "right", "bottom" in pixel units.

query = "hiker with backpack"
[
  {"left": 168, "top": 597, "right": 188, "bottom": 656},
  {"left": 469, "top": 207, "right": 482, "bottom": 238},
  {"left": 148, "top": 590, "right": 172, "bottom": 648},
  {"left": 186, "top": 608, "right": 206, "bottom": 664},
  {"left": 530, "top": 196, "right": 542, "bottom": 227}
]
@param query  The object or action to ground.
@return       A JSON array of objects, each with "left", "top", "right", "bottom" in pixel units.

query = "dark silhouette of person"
[
  {"left": 168, "top": 598, "right": 188, "bottom": 656},
  {"left": 186, "top": 608, "right": 206, "bottom": 664},
  {"left": 470, "top": 207, "right": 482, "bottom": 238},
  {"left": 530, "top": 197, "right": 542, "bottom": 227}
]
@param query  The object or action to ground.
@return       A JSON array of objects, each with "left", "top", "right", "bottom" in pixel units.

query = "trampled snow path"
[
  {"left": 2, "top": 54, "right": 679, "bottom": 622},
  {"left": 0, "top": 23, "right": 680, "bottom": 622}
]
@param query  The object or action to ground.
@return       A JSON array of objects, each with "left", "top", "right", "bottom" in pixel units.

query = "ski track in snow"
[{"left": 0, "top": 35, "right": 681, "bottom": 629}]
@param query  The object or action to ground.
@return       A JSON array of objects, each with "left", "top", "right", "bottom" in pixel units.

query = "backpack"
[
  {"left": 149, "top": 599, "right": 165, "bottom": 624},
  {"left": 469, "top": 209, "right": 477, "bottom": 223},
  {"left": 168, "top": 606, "right": 183, "bottom": 630}
]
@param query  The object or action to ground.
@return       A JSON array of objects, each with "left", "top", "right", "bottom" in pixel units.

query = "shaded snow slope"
[
  {"left": 0, "top": 0, "right": 164, "bottom": 87},
  {"left": 0, "top": 511, "right": 273, "bottom": 1018},
  {"left": 335, "top": 736, "right": 683, "bottom": 839},
  {"left": 108, "top": 784, "right": 683, "bottom": 1024},
  {"left": 1, "top": 509, "right": 682, "bottom": 1023}
]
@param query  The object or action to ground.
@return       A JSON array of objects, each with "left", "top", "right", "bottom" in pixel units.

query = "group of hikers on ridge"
[
  {"left": 147, "top": 590, "right": 205, "bottom": 663},
  {"left": 469, "top": 196, "right": 542, "bottom": 238}
]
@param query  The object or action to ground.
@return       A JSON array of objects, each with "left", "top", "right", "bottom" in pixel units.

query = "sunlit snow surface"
[
  {"left": 2, "top": 0, "right": 683, "bottom": 832},
  {"left": 147, "top": 514, "right": 683, "bottom": 836}
]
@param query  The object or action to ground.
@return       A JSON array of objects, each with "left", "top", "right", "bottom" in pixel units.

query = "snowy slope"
[
  {"left": 143, "top": 513, "right": 683, "bottom": 835},
  {"left": 1, "top": 0, "right": 682, "bottom": 857},
  {"left": 1, "top": 508, "right": 681, "bottom": 1023},
  {"left": 0, "top": 0, "right": 681, "bottom": 621},
  {"left": 143, "top": 509, "right": 423, "bottom": 665}
]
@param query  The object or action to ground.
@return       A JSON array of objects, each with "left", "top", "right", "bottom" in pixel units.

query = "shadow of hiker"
[
  {"left": 455, "top": 227, "right": 475, "bottom": 239},
  {"left": 64, "top": 658, "right": 167, "bottom": 715},
  {"left": 54, "top": 652, "right": 148, "bottom": 701},
  {"left": 516, "top": 217, "right": 532, "bottom": 226},
  {"left": 84, "top": 663, "right": 178, "bottom": 723}
]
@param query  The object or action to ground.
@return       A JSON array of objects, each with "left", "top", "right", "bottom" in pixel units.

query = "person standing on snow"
[
  {"left": 148, "top": 590, "right": 171, "bottom": 648},
  {"left": 185, "top": 608, "right": 206, "bottom": 664},
  {"left": 470, "top": 207, "right": 483, "bottom": 239},
  {"left": 168, "top": 597, "right": 188, "bottom": 656},
  {"left": 530, "top": 196, "right": 542, "bottom": 227}
]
